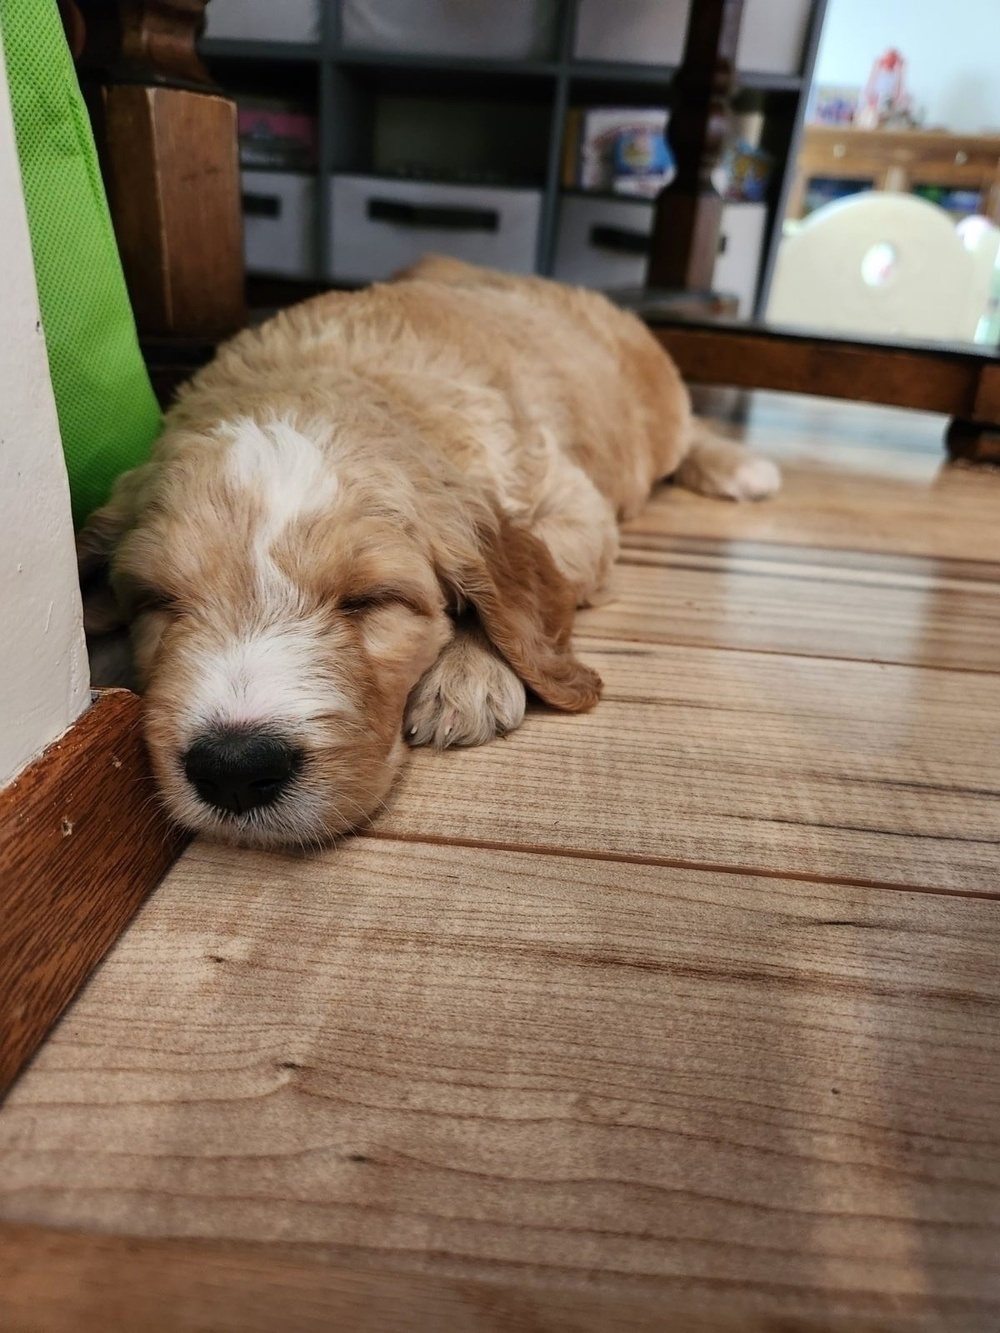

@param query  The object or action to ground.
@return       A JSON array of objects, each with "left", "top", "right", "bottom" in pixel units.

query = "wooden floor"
[{"left": 3, "top": 393, "right": 1000, "bottom": 1333}]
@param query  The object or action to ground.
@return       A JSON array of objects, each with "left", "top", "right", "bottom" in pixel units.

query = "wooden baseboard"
[
  {"left": 0, "top": 690, "right": 187, "bottom": 1098},
  {"left": 0, "top": 1223, "right": 904, "bottom": 1333}
]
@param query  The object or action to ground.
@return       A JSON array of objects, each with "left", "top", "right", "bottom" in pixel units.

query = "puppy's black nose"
[{"left": 183, "top": 729, "right": 301, "bottom": 817}]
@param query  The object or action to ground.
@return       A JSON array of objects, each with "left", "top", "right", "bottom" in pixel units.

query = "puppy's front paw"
[{"left": 406, "top": 632, "right": 526, "bottom": 748}]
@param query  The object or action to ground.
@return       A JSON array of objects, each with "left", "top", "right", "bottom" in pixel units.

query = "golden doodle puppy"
[{"left": 78, "top": 257, "right": 779, "bottom": 849}]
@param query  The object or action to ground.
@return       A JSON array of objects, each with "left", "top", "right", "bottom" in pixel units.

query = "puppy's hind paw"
[
  {"left": 722, "top": 454, "right": 782, "bottom": 501},
  {"left": 675, "top": 429, "right": 781, "bottom": 502}
]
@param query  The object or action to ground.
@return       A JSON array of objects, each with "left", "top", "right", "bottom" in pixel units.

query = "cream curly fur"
[{"left": 78, "top": 257, "right": 779, "bottom": 849}]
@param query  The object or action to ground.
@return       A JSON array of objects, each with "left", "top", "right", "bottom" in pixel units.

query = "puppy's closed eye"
[
  {"left": 339, "top": 588, "right": 428, "bottom": 617},
  {"left": 128, "top": 585, "right": 180, "bottom": 617}
]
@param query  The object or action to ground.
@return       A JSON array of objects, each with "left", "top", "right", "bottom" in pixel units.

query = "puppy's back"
[
  {"left": 173, "top": 258, "right": 692, "bottom": 519},
  {"left": 388, "top": 257, "right": 694, "bottom": 514}
]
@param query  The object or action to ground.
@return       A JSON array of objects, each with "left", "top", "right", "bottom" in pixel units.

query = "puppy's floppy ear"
[
  {"left": 438, "top": 513, "right": 602, "bottom": 713},
  {"left": 75, "top": 465, "right": 148, "bottom": 634}
]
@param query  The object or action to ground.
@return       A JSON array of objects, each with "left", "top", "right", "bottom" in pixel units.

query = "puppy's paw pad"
[
  {"left": 406, "top": 654, "right": 526, "bottom": 749},
  {"left": 726, "top": 454, "right": 781, "bottom": 501}
]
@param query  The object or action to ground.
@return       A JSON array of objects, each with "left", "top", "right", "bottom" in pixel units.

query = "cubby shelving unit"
[{"left": 199, "top": 0, "right": 827, "bottom": 316}]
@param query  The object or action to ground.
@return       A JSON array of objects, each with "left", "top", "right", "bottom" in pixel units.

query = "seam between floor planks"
[
  {"left": 618, "top": 537, "right": 1000, "bottom": 576},
  {"left": 359, "top": 830, "right": 1000, "bottom": 903},
  {"left": 586, "top": 638, "right": 1000, "bottom": 677},
  {"left": 615, "top": 549, "right": 1000, "bottom": 589}
]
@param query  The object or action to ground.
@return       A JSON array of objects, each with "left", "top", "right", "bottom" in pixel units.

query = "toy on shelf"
[{"left": 856, "top": 48, "right": 918, "bottom": 130}]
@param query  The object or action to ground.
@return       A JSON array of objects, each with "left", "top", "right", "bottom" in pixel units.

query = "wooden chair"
[
  {"left": 767, "top": 192, "right": 1000, "bottom": 342},
  {"left": 645, "top": 0, "right": 1000, "bottom": 463},
  {"left": 65, "top": 0, "right": 1000, "bottom": 463},
  {"left": 67, "top": 0, "right": 245, "bottom": 343}
]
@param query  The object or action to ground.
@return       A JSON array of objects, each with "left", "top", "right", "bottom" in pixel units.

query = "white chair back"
[{"left": 767, "top": 191, "right": 999, "bottom": 342}]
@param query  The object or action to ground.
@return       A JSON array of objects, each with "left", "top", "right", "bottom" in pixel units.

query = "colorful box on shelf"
[
  {"left": 717, "top": 140, "right": 774, "bottom": 203},
  {"left": 238, "top": 103, "right": 318, "bottom": 172},
  {"left": 565, "top": 108, "right": 675, "bottom": 198}
]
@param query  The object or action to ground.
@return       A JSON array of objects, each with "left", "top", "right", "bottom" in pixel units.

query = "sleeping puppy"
[{"left": 78, "top": 257, "right": 779, "bottom": 850}]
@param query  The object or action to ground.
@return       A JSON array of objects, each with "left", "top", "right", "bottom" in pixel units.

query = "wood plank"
[
  {"left": 650, "top": 324, "right": 996, "bottom": 422},
  {"left": 625, "top": 473, "right": 1000, "bottom": 561},
  {"left": 0, "top": 1225, "right": 903, "bottom": 1333},
  {"left": 2, "top": 837, "right": 998, "bottom": 1329},
  {"left": 631, "top": 396, "right": 1000, "bottom": 562},
  {"left": 374, "top": 642, "right": 1000, "bottom": 894},
  {"left": 0, "top": 690, "right": 187, "bottom": 1098},
  {"left": 586, "top": 545, "right": 1000, "bottom": 673}
]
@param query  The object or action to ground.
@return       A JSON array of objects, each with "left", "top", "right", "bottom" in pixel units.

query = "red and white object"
[{"left": 857, "top": 49, "right": 911, "bottom": 129}]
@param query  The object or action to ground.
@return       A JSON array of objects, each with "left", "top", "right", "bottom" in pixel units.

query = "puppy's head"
[{"left": 79, "top": 416, "right": 599, "bottom": 849}]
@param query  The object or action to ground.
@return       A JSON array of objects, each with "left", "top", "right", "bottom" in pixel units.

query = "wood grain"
[
  {"left": 630, "top": 396, "right": 1000, "bottom": 562},
  {"left": 787, "top": 127, "right": 1000, "bottom": 225},
  {"left": 585, "top": 544, "right": 1000, "bottom": 672},
  {"left": 77, "top": 0, "right": 214, "bottom": 87},
  {"left": 0, "top": 1225, "right": 912, "bottom": 1333},
  {"left": 95, "top": 84, "right": 245, "bottom": 339},
  {"left": 2, "top": 397, "right": 999, "bottom": 1331},
  {"left": 651, "top": 323, "right": 996, "bottom": 422},
  {"left": 975, "top": 364, "right": 1000, "bottom": 422},
  {"left": 373, "top": 641, "right": 1000, "bottom": 895},
  {"left": 1, "top": 837, "right": 998, "bottom": 1328},
  {"left": 0, "top": 690, "right": 187, "bottom": 1098}
]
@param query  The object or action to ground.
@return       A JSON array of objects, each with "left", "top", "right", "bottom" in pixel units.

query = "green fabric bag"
[{"left": 2, "top": 0, "right": 162, "bottom": 528}]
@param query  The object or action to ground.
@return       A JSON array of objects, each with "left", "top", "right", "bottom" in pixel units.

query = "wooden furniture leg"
[
  {"left": 946, "top": 421, "right": 1000, "bottom": 464},
  {"left": 948, "top": 363, "right": 1000, "bottom": 462},
  {"left": 647, "top": 0, "right": 744, "bottom": 291},
  {"left": 75, "top": 0, "right": 245, "bottom": 340}
]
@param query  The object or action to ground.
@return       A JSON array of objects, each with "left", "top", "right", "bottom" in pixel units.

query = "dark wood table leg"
[
  {"left": 946, "top": 422, "right": 1000, "bottom": 465},
  {"left": 948, "top": 364, "right": 1000, "bottom": 463},
  {"left": 647, "top": 0, "right": 744, "bottom": 291}
]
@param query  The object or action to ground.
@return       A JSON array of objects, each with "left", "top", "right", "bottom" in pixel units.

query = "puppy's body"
[{"left": 80, "top": 257, "right": 778, "bottom": 848}]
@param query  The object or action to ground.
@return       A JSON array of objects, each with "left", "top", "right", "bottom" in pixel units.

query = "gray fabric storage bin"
[
  {"left": 204, "top": 0, "right": 320, "bottom": 43},
  {"left": 573, "top": 0, "right": 689, "bottom": 66},
  {"left": 574, "top": 0, "right": 811, "bottom": 75},
  {"left": 342, "top": 0, "right": 558, "bottom": 59},
  {"left": 242, "top": 171, "right": 316, "bottom": 277},
  {"left": 554, "top": 195, "right": 767, "bottom": 317},
  {"left": 329, "top": 175, "right": 542, "bottom": 282}
]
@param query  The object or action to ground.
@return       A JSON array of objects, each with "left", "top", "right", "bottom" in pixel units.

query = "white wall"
[
  {"left": 0, "top": 38, "right": 90, "bottom": 788},
  {"left": 814, "top": 0, "right": 1000, "bottom": 133}
]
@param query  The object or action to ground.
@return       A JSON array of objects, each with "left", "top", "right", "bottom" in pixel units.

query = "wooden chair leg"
[
  {"left": 89, "top": 82, "right": 245, "bottom": 339},
  {"left": 75, "top": 0, "right": 245, "bottom": 341},
  {"left": 946, "top": 419, "right": 1000, "bottom": 465}
]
